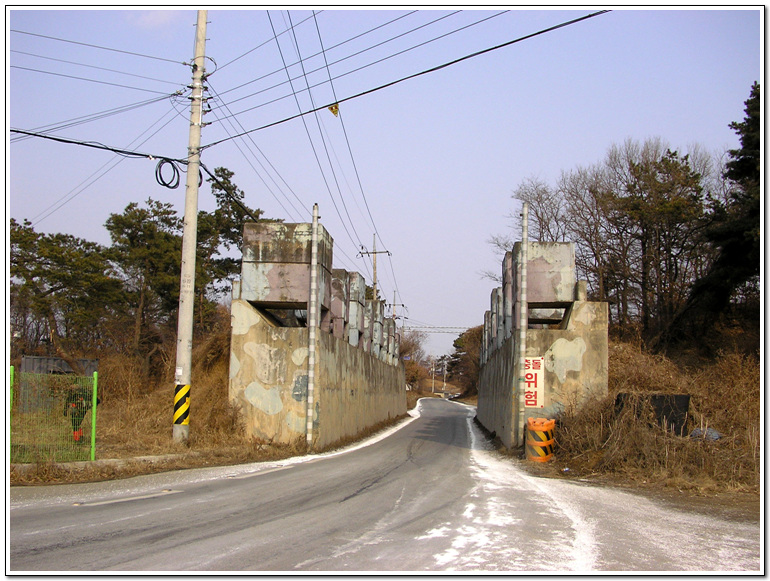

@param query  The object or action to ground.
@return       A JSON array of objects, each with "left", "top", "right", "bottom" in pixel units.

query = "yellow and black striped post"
[
  {"left": 525, "top": 417, "right": 555, "bottom": 462},
  {"left": 174, "top": 384, "right": 190, "bottom": 429}
]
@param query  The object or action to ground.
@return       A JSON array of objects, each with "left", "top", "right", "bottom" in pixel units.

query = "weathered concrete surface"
[
  {"left": 512, "top": 241, "right": 575, "bottom": 305},
  {"left": 347, "top": 272, "right": 366, "bottom": 348},
  {"left": 240, "top": 222, "right": 333, "bottom": 312},
  {"left": 315, "top": 330, "right": 406, "bottom": 450},
  {"left": 230, "top": 300, "right": 311, "bottom": 444},
  {"left": 330, "top": 269, "right": 348, "bottom": 339},
  {"left": 229, "top": 299, "right": 405, "bottom": 449},
  {"left": 477, "top": 241, "right": 608, "bottom": 450},
  {"left": 476, "top": 335, "right": 517, "bottom": 447}
]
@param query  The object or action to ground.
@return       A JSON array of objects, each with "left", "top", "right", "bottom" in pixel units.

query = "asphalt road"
[{"left": 8, "top": 398, "right": 762, "bottom": 573}]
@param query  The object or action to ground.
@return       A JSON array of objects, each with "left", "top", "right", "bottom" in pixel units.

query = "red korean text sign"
[{"left": 523, "top": 357, "right": 545, "bottom": 408}]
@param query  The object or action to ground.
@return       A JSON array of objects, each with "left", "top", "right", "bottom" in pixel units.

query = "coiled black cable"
[{"left": 155, "top": 158, "right": 180, "bottom": 189}]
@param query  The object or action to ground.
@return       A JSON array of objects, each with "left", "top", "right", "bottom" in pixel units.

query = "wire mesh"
[{"left": 10, "top": 369, "right": 98, "bottom": 463}]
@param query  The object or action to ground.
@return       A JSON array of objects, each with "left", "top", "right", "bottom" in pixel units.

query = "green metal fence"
[{"left": 9, "top": 366, "right": 98, "bottom": 463}]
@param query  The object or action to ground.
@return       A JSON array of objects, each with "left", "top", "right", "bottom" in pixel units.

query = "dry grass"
[
  {"left": 552, "top": 341, "right": 760, "bottom": 492},
  {"left": 10, "top": 327, "right": 307, "bottom": 485},
  {"left": 12, "top": 327, "right": 759, "bottom": 495}
]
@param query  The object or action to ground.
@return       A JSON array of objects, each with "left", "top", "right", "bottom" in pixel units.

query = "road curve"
[{"left": 9, "top": 398, "right": 761, "bottom": 573}]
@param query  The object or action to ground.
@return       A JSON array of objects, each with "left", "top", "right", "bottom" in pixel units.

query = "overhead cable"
[
  {"left": 11, "top": 65, "right": 177, "bottom": 95},
  {"left": 206, "top": 80, "right": 308, "bottom": 221},
  {"left": 10, "top": 128, "right": 187, "bottom": 163},
  {"left": 285, "top": 11, "right": 365, "bottom": 248},
  {"left": 211, "top": 10, "right": 467, "bottom": 113},
  {"left": 25, "top": 107, "right": 184, "bottom": 225},
  {"left": 10, "top": 93, "right": 179, "bottom": 143},
  {"left": 266, "top": 11, "right": 363, "bottom": 263},
  {"left": 311, "top": 12, "right": 384, "bottom": 244},
  {"left": 216, "top": 10, "right": 416, "bottom": 98},
  {"left": 10, "top": 28, "right": 184, "bottom": 64},
  {"left": 10, "top": 49, "right": 184, "bottom": 87},
  {"left": 199, "top": 162, "right": 262, "bottom": 223},
  {"left": 202, "top": 10, "right": 610, "bottom": 150},
  {"left": 217, "top": 10, "right": 320, "bottom": 72}
]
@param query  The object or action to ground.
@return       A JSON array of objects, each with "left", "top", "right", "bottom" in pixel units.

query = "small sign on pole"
[{"left": 523, "top": 357, "right": 545, "bottom": 409}]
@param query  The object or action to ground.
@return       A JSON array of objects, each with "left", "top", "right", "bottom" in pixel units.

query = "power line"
[
  {"left": 209, "top": 10, "right": 469, "bottom": 116},
  {"left": 10, "top": 28, "right": 184, "bottom": 64},
  {"left": 311, "top": 11, "right": 394, "bottom": 301},
  {"left": 286, "top": 11, "right": 365, "bottom": 250},
  {"left": 25, "top": 107, "right": 185, "bottom": 225},
  {"left": 9, "top": 128, "right": 188, "bottom": 164},
  {"left": 215, "top": 10, "right": 416, "bottom": 98},
  {"left": 10, "top": 94, "right": 180, "bottom": 143},
  {"left": 267, "top": 11, "right": 363, "bottom": 261},
  {"left": 10, "top": 49, "right": 185, "bottom": 87},
  {"left": 201, "top": 10, "right": 610, "bottom": 151},
  {"left": 11, "top": 65, "right": 176, "bottom": 95},
  {"left": 206, "top": 80, "right": 308, "bottom": 221},
  {"left": 312, "top": 12, "right": 378, "bottom": 239},
  {"left": 217, "top": 10, "right": 320, "bottom": 72}
]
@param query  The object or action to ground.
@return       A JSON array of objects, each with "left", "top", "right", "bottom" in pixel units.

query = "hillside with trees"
[
  {"left": 478, "top": 82, "right": 760, "bottom": 358},
  {"left": 10, "top": 168, "right": 267, "bottom": 389}
]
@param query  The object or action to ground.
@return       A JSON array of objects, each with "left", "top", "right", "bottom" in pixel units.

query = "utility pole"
[
  {"left": 372, "top": 235, "right": 377, "bottom": 300},
  {"left": 516, "top": 202, "right": 529, "bottom": 447},
  {"left": 306, "top": 203, "right": 320, "bottom": 449},
  {"left": 431, "top": 359, "right": 435, "bottom": 394},
  {"left": 357, "top": 234, "right": 390, "bottom": 301},
  {"left": 388, "top": 291, "right": 405, "bottom": 319},
  {"left": 442, "top": 359, "right": 447, "bottom": 391},
  {"left": 172, "top": 10, "right": 207, "bottom": 444}
]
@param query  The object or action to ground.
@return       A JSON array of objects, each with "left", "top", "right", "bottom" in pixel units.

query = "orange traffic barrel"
[{"left": 526, "top": 417, "right": 555, "bottom": 462}]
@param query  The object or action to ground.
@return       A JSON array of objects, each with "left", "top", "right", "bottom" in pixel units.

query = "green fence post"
[{"left": 90, "top": 371, "right": 98, "bottom": 462}]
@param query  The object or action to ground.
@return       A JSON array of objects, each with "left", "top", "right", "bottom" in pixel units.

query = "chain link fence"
[{"left": 10, "top": 367, "right": 99, "bottom": 463}]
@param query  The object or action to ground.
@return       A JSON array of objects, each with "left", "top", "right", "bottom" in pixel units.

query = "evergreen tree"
[{"left": 665, "top": 83, "right": 761, "bottom": 342}]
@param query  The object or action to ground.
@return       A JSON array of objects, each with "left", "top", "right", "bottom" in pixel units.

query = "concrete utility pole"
[
  {"left": 173, "top": 10, "right": 207, "bottom": 444},
  {"left": 516, "top": 202, "right": 529, "bottom": 447},
  {"left": 358, "top": 234, "right": 390, "bottom": 300},
  {"left": 372, "top": 235, "right": 378, "bottom": 300},
  {"left": 306, "top": 203, "right": 320, "bottom": 449}
]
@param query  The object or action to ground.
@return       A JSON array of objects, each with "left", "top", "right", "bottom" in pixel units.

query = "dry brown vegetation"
[
  {"left": 12, "top": 321, "right": 760, "bottom": 496},
  {"left": 10, "top": 325, "right": 307, "bottom": 485},
  {"left": 550, "top": 341, "right": 760, "bottom": 492}
]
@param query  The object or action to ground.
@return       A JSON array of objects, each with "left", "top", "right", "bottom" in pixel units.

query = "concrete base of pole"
[{"left": 172, "top": 424, "right": 189, "bottom": 444}]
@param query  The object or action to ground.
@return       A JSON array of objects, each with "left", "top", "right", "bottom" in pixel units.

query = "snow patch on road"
[{"left": 419, "top": 404, "right": 599, "bottom": 571}]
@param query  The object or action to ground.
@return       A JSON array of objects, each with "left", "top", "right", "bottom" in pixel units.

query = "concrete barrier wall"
[
  {"left": 476, "top": 334, "right": 517, "bottom": 448},
  {"left": 229, "top": 217, "right": 406, "bottom": 451},
  {"left": 229, "top": 299, "right": 310, "bottom": 444},
  {"left": 230, "top": 299, "right": 407, "bottom": 449},
  {"left": 315, "top": 330, "right": 406, "bottom": 450},
  {"left": 477, "top": 241, "right": 608, "bottom": 449},
  {"left": 477, "top": 301, "right": 609, "bottom": 448}
]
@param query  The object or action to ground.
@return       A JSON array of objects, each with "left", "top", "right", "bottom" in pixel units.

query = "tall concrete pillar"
[
  {"left": 503, "top": 251, "right": 514, "bottom": 339},
  {"left": 371, "top": 301, "right": 384, "bottom": 359},
  {"left": 363, "top": 301, "right": 373, "bottom": 353},
  {"left": 489, "top": 289, "right": 499, "bottom": 356},
  {"left": 393, "top": 326, "right": 400, "bottom": 365},
  {"left": 383, "top": 318, "right": 394, "bottom": 364},
  {"left": 330, "top": 269, "right": 348, "bottom": 339},
  {"left": 347, "top": 272, "right": 366, "bottom": 348},
  {"left": 493, "top": 287, "right": 504, "bottom": 350}
]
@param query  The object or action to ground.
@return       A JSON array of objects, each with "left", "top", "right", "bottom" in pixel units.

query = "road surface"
[{"left": 8, "top": 398, "right": 762, "bottom": 572}]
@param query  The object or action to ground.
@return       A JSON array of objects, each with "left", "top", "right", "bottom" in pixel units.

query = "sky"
[{"left": 6, "top": 7, "right": 763, "bottom": 356}]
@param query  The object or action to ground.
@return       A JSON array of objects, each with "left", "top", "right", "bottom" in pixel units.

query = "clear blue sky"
[{"left": 7, "top": 8, "right": 762, "bottom": 356}]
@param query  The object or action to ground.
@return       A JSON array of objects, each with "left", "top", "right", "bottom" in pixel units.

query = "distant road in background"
[{"left": 9, "top": 399, "right": 761, "bottom": 573}]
